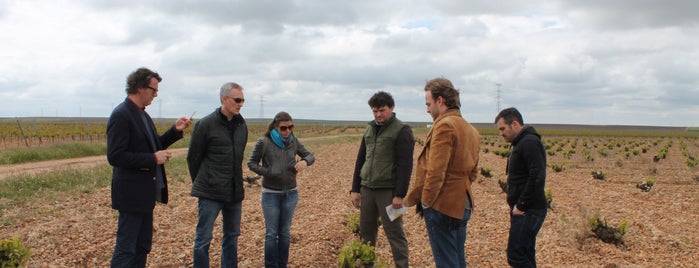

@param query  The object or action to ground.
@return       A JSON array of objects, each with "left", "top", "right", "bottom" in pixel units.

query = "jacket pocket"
[{"left": 203, "top": 163, "right": 234, "bottom": 188}]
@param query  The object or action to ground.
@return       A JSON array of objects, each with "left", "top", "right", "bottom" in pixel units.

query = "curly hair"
[
  {"left": 368, "top": 91, "right": 395, "bottom": 108},
  {"left": 126, "top": 67, "right": 161, "bottom": 94}
]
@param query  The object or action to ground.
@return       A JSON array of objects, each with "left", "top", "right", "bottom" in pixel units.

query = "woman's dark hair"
[
  {"left": 424, "top": 77, "right": 460, "bottom": 108},
  {"left": 265, "top": 111, "right": 293, "bottom": 136},
  {"left": 126, "top": 67, "right": 161, "bottom": 94}
]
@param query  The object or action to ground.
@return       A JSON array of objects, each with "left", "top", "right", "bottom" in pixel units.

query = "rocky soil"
[{"left": 1, "top": 135, "right": 698, "bottom": 267}]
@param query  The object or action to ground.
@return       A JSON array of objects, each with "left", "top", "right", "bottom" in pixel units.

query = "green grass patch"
[
  {"left": 0, "top": 143, "right": 107, "bottom": 165},
  {"left": 163, "top": 154, "right": 191, "bottom": 183},
  {"left": 476, "top": 127, "right": 499, "bottom": 135},
  {"left": 0, "top": 165, "right": 112, "bottom": 204},
  {"left": 169, "top": 136, "right": 192, "bottom": 149},
  {"left": 0, "top": 155, "right": 195, "bottom": 227},
  {"left": 301, "top": 135, "right": 362, "bottom": 148},
  {"left": 0, "top": 136, "right": 194, "bottom": 166},
  {"left": 0, "top": 164, "right": 112, "bottom": 226}
]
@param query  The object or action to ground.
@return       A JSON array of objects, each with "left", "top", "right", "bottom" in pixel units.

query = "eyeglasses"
[
  {"left": 228, "top": 96, "right": 245, "bottom": 103},
  {"left": 146, "top": 86, "right": 158, "bottom": 92},
  {"left": 278, "top": 125, "right": 294, "bottom": 131}
]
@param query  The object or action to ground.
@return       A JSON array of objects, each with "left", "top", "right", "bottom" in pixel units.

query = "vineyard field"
[
  {"left": 2, "top": 117, "right": 695, "bottom": 149},
  {"left": 0, "top": 119, "right": 698, "bottom": 266}
]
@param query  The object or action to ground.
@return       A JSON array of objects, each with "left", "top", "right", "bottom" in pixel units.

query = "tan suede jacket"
[{"left": 404, "top": 109, "right": 480, "bottom": 219}]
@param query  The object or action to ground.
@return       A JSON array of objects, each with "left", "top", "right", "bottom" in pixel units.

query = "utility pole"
[
  {"left": 259, "top": 95, "right": 265, "bottom": 118},
  {"left": 495, "top": 83, "right": 502, "bottom": 113}
]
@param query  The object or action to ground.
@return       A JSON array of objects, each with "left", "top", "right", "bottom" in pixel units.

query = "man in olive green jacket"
[
  {"left": 404, "top": 78, "right": 480, "bottom": 268},
  {"left": 350, "top": 91, "right": 415, "bottom": 268}
]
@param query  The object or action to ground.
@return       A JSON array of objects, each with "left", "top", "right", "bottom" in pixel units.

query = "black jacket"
[
  {"left": 107, "top": 98, "right": 183, "bottom": 213},
  {"left": 506, "top": 126, "right": 547, "bottom": 211},
  {"left": 187, "top": 108, "right": 248, "bottom": 203}
]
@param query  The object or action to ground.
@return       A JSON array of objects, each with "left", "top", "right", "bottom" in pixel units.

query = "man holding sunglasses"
[
  {"left": 187, "top": 82, "right": 248, "bottom": 268},
  {"left": 108, "top": 67, "right": 193, "bottom": 267}
]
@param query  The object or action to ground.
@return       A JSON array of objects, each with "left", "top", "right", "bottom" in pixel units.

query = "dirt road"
[
  {"left": 0, "top": 148, "right": 189, "bottom": 181},
  {"left": 0, "top": 134, "right": 359, "bottom": 181}
]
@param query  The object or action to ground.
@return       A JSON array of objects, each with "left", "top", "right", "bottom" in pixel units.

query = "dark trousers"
[
  {"left": 507, "top": 208, "right": 547, "bottom": 268},
  {"left": 359, "top": 187, "right": 409, "bottom": 268},
  {"left": 111, "top": 211, "right": 153, "bottom": 268}
]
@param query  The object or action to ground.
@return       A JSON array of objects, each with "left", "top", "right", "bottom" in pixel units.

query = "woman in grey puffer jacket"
[{"left": 247, "top": 111, "right": 315, "bottom": 268}]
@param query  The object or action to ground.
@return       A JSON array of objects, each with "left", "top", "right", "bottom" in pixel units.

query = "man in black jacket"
[
  {"left": 187, "top": 82, "right": 248, "bottom": 268},
  {"left": 107, "top": 67, "right": 192, "bottom": 267},
  {"left": 495, "top": 107, "right": 547, "bottom": 268}
]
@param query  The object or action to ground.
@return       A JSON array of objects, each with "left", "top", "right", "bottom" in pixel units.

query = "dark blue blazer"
[{"left": 107, "top": 98, "right": 183, "bottom": 213}]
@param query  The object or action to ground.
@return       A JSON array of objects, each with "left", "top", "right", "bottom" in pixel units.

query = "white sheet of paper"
[{"left": 386, "top": 204, "right": 409, "bottom": 222}]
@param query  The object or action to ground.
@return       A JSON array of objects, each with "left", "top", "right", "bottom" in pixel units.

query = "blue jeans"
[
  {"left": 193, "top": 198, "right": 242, "bottom": 268},
  {"left": 261, "top": 189, "right": 299, "bottom": 268},
  {"left": 507, "top": 208, "right": 547, "bottom": 268},
  {"left": 424, "top": 208, "right": 471, "bottom": 268},
  {"left": 111, "top": 211, "right": 152, "bottom": 268}
]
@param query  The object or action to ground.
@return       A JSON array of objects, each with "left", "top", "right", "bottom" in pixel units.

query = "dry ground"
[{"left": 1, "top": 134, "right": 698, "bottom": 267}]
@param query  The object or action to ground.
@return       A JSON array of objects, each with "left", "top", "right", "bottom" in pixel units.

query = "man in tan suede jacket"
[{"left": 404, "top": 77, "right": 480, "bottom": 268}]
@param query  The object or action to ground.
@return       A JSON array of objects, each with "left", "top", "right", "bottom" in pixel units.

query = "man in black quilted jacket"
[
  {"left": 187, "top": 82, "right": 248, "bottom": 268},
  {"left": 495, "top": 107, "right": 547, "bottom": 268}
]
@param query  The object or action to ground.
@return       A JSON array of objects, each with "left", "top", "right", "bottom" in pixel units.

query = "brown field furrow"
[{"left": 1, "top": 134, "right": 698, "bottom": 267}]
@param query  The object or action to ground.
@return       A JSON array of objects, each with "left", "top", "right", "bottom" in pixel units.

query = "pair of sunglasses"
[
  {"left": 231, "top": 98, "right": 244, "bottom": 103},
  {"left": 227, "top": 96, "right": 245, "bottom": 103},
  {"left": 279, "top": 125, "right": 294, "bottom": 131}
]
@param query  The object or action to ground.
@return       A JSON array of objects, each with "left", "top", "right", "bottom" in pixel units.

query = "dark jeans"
[
  {"left": 359, "top": 187, "right": 409, "bottom": 268},
  {"left": 261, "top": 189, "right": 299, "bottom": 268},
  {"left": 423, "top": 208, "right": 471, "bottom": 268},
  {"left": 507, "top": 208, "right": 547, "bottom": 268},
  {"left": 111, "top": 211, "right": 153, "bottom": 268},
  {"left": 193, "top": 198, "right": 242, "bottom": 268}
]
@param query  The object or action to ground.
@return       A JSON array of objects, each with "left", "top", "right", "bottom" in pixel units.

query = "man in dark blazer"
[{"left": 107, "top": 67, "right": 192, "bottom": 268}]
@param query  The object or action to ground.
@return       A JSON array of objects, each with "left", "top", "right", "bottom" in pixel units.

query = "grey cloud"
[
  {"left": 657, "top": 86, "right": 699, "bottom": 107},
  {"left": 551, "top": 0, "right": 699, "bottom": 29},
  {"left": 650, "top": 51, "right": 699, "bottom": 85},
  {"left": 85, "top": 0, "right": 372, "bottom": 35},
  {"left": 427, "top": 0, "right": 542, "bottom": 16},
  {"left": 121, "top": 20, "right": 185, "bottom": 50},
  {"left": 522, "top": 54, "right": 600, "bottom": 84},
  {"left": 277, "top": 55, "right": 455, "bottom": 89}
]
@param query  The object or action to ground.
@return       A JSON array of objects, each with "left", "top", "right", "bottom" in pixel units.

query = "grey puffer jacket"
[
  {"left": 247, "top": 135, "right": 315, "bottom": 190},
  {"left": 187, "top": 108, "right": 248, "bottom": 203}
]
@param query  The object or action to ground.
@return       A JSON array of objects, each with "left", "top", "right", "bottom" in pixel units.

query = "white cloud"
[{"left": 0, "top": 0, "right": 697, "bottom": 126}]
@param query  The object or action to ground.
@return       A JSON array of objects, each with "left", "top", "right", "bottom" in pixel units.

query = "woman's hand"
[{"left": 294, "top": 159, "right": 308, "bottom": 172}]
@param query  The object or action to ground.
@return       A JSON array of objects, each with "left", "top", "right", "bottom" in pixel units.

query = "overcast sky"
[{"left": 1, "top": 0, "right": 698, "bottom": 127}]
